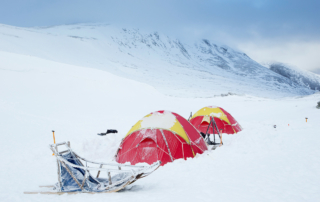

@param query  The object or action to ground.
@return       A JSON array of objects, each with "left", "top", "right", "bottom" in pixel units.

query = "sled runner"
[{"left": 24, "top": 142, "right": 160, "bottom": 194}]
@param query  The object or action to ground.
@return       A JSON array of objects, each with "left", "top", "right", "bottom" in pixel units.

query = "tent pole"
[
  {"left": 188, "top": 112, "right": 192, "bottom": 121},
  {"left": 216, "top": 122, "right": 222, "bottom": 143},
  {"left": 205, "top": 117, "right": 213, "bottom": 142},
  {"left": 160, "top": 129, "right": 174, "bottom": 162},
  {"left": 212, "top": 117, "right": 215, "bottom": 144},
  {"left": 212, "top": 117, "right": 223, "bottom": 145}
]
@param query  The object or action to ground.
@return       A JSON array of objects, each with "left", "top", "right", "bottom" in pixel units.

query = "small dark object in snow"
[
  {"left": 98, "top": 129, "right": 118, "bottom": 136},
  {"left": 274, "top": 125, "right": 276, "bottom": 128},
  {"left": 317, "top": 101, "right": 320, "bottom": 109}
]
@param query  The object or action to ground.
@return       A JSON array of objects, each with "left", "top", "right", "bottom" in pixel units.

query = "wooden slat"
[
  {"left": 39, "top": 185, "right": 54, "bottom": 188},
  {"left": 108, "top": 172, "right": 112, "bottom": 185},
  {"left": 61, "top": 161, "right": 83, "bottom": 190},
  {"left": 80, "top": 170, "right": 87, "bottom": 189},
  {"left": 96, "top": 164, "right": 103, "bottom": 178}
]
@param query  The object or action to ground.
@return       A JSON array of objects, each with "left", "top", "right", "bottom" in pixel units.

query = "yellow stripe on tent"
[
  {"left": 173, "top": 119, "right": 195, "bottom": 156},
  {"left": 125, "top": 113, "right": 191, "bottom": 144},
  {"left": 191, "top": 107, "right": 231, "bottom": 124},
  {"left": 126, "top": 119, "right": 143, "bottom": 137},
  {"left": 125, "top": 114, "right": 153, "bottom": 137},
  {"left": 169, "top": 119, "right": 190, "bottom": 144}
]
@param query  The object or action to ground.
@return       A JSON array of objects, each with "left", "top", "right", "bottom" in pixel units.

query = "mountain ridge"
[
  {"left": 0, "top": 23, "right": 316, "bottom": 98},
  {"left": 269, "top": 63, "right": 320, "bottom": 91}
]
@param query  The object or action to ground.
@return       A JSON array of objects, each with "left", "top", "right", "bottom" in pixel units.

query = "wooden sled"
[{"left": 24, "top": 142, "right": 160, "bottom": 194}]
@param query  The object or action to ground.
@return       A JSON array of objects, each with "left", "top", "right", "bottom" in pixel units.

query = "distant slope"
[
  {"left": 269, "top": 63, "right": 320, "bottom": 91},
  {"left": 311, "top": 68, "right": 320, "bottom": 75},
  {"left": 0, "top": 23, "right": 315, "bottom": 98}
]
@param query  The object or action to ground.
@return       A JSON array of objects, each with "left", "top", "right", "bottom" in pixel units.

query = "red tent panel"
[
  {"left": 116, "top": 129, "right": 196, "bottom": 165},
  {"left": 190, "top": 116, "right": 239, "bottom": 134},
  {"left": 172, "top": 112, "right": 208, "bottom": 152}
]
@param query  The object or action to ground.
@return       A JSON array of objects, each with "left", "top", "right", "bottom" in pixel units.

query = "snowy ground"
[{"left": 0, "top": 51, "right": 319, "bottom": 201}]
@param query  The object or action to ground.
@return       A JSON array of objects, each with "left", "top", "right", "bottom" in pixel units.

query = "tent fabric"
[
  {"left": 190, "top": 106, "right": 242, "bottom": 134},
  {"left": 116, "top": 111, "right": 208, "bottom": 166}
]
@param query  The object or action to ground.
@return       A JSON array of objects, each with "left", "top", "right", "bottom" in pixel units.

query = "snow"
[
  {"left": 209, "top": 112, "right": 223, "bottom": 118},
  {"left": 202, "top": 106, "right": 225, "bottom": 118},
  {"left": 0, "top": 24, "right": 320, "bottom": 202},
  {"left": 140, "top": 111, "right": 177, "bottom": 129},
  {"left": 269, "top": 63, "right": 320, "bottom": 91},
  {"left": 0, "top": 23, "right": 316, "bottom": 98}
]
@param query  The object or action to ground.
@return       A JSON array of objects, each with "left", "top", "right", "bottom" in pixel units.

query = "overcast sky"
[{"left": 1, "top": 0, "right": 319, "bottom": 72}]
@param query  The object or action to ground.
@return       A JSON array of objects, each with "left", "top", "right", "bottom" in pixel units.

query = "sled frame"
[{"left": 49, "top": 142, "right": 159, "bottom": 193}]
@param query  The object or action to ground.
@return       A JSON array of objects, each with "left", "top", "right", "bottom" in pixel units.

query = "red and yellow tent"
[
  {"left": 115, "top": 111, "right": 208, "bottom": 166},
  {"left": 189, "top": 106, "right": 242, "bottom": 134}
]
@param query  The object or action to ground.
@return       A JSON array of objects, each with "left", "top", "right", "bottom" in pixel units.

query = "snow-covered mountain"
[
  {"left": 269, "top": 63, "right": 320, "bottom": 91},
  {"left": 313, "top": 69, "right": 320, "bottom": 75},
  {"left": 0, "top": 23, "right": 316, "bottom": 97}
]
